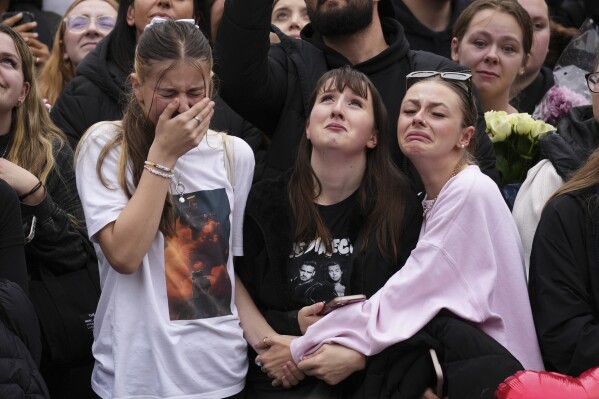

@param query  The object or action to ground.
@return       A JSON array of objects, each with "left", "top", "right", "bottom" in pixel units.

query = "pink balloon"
[{"left": 495, "top": 367, "right": 599, "bottom": 399}]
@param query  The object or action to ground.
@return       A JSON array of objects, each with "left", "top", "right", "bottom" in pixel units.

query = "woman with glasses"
[
  {"left": 259, "top": 71, "right": 543, "bottom": 397},
  {"left": 38, "top": 0, "right": 117, "bottom": 106},
  {"left": 450, "top": 0, "right": 533, "bottom": 113},
  {"left": 512, "top": 55, "right": 599, "bottom": 277},
  {"left": 528, "top": 66, "right": 599, "bottom": 375}
]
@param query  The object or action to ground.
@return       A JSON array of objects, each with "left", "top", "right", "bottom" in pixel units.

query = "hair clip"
[{"left": 145, "top": 17, "right": 199, "bottom": 31}]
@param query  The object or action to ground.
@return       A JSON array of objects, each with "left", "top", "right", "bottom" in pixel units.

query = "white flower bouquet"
[{"left": 485, "top": 111, "right": 556, "bottom": 187}]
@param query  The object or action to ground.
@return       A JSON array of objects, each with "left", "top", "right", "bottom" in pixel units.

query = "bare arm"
[{"left": 97, "top": 99, "right": 214, "bottom": 274}]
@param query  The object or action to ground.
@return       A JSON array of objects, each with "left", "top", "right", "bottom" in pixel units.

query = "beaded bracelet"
[
  {"left": 144, "top": 161, "right": 175, "bottom": 174},
  {"left": 143, "top": 165, "right": 173, "bottom": 179},
  {"left": 19, "top": 180, "right": 44, "bottom": 201}
]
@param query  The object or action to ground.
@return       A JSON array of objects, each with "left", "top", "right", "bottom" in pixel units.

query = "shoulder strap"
[{"left": 222, "top": 133, "right": 235, "bottom": 188}]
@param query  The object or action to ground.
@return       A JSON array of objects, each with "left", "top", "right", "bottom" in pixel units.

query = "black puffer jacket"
[
  {"left": 214, "top": 0, "right": 499, "bottom": 186},
  {"left": 540, "top": 105, "right": 599, "bottom": 180},
  {"left": 0, "top": 278, "right": 49, "bottom": 398},
  {"left": 50, "top": 32, "right": 267, "bottom": 158}
]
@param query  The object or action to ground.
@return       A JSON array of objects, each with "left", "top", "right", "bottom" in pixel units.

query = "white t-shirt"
[{"left": 76, "top": 122, "right": 255, "bottom": 399}]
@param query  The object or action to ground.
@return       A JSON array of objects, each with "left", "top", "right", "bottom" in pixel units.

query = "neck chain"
[
  {"left": 0, "top": 137, "right": 10, "bottom": 159},
  {"left": 422, "top": 163, "right": 464, "bottom": 219}
]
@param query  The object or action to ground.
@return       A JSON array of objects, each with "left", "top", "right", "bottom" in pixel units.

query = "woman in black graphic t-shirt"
[{"left": 236, "top": 66, "right": 422, "bottom": 399}]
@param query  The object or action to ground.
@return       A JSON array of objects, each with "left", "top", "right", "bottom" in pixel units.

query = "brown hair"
[
  {"left": 38, "top": 0, "right": 118, "bottom": 104},
  {"left": 93, "top": 20, "right": 213, "bottom": 237},
  {"left": 453, "top": 0, "right": 533, "bottom": 57},
  {"left": 289, "top": 66, "right": 410, "bottom": 263},
  {"left": 0, "top": 25, "right": 66, "bottom": 184}
]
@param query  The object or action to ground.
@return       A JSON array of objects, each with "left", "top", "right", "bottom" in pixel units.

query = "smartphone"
[
  {"left": 318, "top": 294, "right": 366, "bottom": 316},
  {"left": 0, "top": 11, "right": 36, "bottom": 27}
]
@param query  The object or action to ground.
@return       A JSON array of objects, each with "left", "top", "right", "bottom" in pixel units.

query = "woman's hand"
[
  {"left": 0, "top": 158, "right": 44, "bottom": 204},
  {"left": 298, "top": 302, "right": 324, "bottom": 334},
  {"left": 255, "top": 335, "right": 305, "bottom": 387},
  {"left": 148, "top": 97, "right": 215, "bottom": 167},
  {"left": 1, "top": 14, "right": 49, "bottom": 68},
  {"left": 24, "top": 36, "right": 49, "bottom": 68},
  {"left": 297, "top": 343, "right": 366, "bottom": 385}
]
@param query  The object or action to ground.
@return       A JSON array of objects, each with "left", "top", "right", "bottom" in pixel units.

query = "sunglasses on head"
[{"left": 406, "top": 71, "right": 472, "bottom": 95}]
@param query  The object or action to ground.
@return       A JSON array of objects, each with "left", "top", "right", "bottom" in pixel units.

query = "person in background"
[
  {"left": 75, "top": 19, "right": 257, "bottom": 399},
  {"left": 513, "top": 53, "right": 599, "bottom": 276},
  {"left": 237, "top": 66, "right": 421, "bottom": 398},
  {"left": 0, "top": 0, "right": 53, "bottom": 68},
  {"left": 451, "top": 0, "right": 532, "bottom": 113},
  {"left": 214, "top": 0, "right": 500, "bottom": 186},
  {"left": 270, "top": 0, "right": 309, "bottom": 43},
  {"left": 51, "top": 0, "right": 267, "bottom": 177},
  {"left": 510, "top": 0, "right": 554, "bottom": 114},
  {"left": 528, "top": 139, "right": 599, "bottom": 376},
  {"left": 283, "top": 72, "right": 543, "bottom": 389},
  {"left": 38, "top": 0, "right": 118, "bottom": 106},
  {"left": 0, "top": 23, "right": 94, "bottom": 398},
  {"left": 391, "top": 0, "right": 473, "bottom": 59}
]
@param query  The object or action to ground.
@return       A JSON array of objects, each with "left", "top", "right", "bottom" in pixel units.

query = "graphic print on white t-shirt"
[{"left": 164, "top": 188, "right": 232, "bottom": 320}]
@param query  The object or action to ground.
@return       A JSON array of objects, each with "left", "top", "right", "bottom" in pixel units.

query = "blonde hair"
[
  {"left": 1, "top": 25, "right": 66, "bottom": 184},
  {"left": 38, "top": 0, "right": 118, "bottom": 104}
]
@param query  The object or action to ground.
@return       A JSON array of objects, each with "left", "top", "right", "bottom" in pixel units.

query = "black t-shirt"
[{"left": 287, "top": 192, "right": 358, "bottom": 305}]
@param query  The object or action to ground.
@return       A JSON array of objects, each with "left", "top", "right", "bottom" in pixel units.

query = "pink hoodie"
[{"left": 291, "top": 166, "right": 544, "bottom": 371}]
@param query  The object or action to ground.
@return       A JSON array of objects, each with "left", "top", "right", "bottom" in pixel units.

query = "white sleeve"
[
  {"left": 512, "top": 160, "right": 564, "bottom": 279},
  {"left": 75, "top": 123, "right": 129, "bottom": 241},
  {"left": 230, "top": 137, "right": 255, "bottom": 256}
]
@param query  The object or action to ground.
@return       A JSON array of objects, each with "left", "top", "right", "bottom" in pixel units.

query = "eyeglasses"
[
  {"left": 586, "top": 72, "right": 599, "bottom": 93},
  {"left": 64, "top": 15, "right": 116, "bottom": 33},
  {"left": 406, "top": 71, "right": 472, "bottom": 95}
]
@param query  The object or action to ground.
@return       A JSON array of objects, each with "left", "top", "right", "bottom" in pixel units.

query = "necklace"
[
  {"left": 422, "top": 163, "right": 464, "bottom": 219},
  {"left": 0, "top": 137, "right": 10, "bottom": 158}
]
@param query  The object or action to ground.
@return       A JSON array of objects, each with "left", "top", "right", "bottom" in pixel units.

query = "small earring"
[
  {"left": 16, "top": 99, "right": 22, "bottom": 106},
  {"left": 460, "top": 144, "right": 465, "bottom": 148}
]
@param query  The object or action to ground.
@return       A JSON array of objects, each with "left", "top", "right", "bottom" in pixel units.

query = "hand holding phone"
[
  {"left": 0, "top": 12, "right": 36, "bottom": 31},
  {"left": 318, "top": 294, "right": 366, "bottom": 316}
]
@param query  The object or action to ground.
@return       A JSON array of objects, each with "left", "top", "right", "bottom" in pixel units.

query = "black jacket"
[
  {"left": 529, "top": 187, "right": 599, "bottom": 376},
  {"left": 20, "top": 140, "right": 91, "bottom": 278},
  {"left": 391, "top": 0, "right": 472, "bottom": 59},
  {"left": 0, "top": 278, "right": 49, "bottom": 398},
  {"left": 351, "top": 315, "right": 523, "bottom": 398},
  {"left": 214, "top": 0, "right": 499, "bottom": 186},
  {"left": 0, "top": 179, "right": 28, "bottom": 291},
  {"left": 539, "top": 105, "right": 599, "bottom": 180},
  {"left": 50, "top": 32, "right": 267, "bottom": 158}
]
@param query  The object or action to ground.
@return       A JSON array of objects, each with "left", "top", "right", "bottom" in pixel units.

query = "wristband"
[{"left": 19, "top": 180, "right": 43, "bottom": 201}]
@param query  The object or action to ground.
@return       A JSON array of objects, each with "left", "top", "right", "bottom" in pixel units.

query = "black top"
[
  {"left": 529, "top": 187, "right": 599, "bottom": 375},
  {"left": 391, "top": 0, "right": 473, "bottom": 59}
]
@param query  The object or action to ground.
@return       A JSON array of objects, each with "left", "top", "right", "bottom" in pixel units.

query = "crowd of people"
[{"left": 0, "top": 0, "right": 598, "bottom": 398}]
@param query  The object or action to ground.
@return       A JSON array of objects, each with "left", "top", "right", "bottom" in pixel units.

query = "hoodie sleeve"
[
  {"left": 213, "top": 0, "right": 289, "bottom": 135},
  {"left": 291, "top": 168, "right": 506, "bottom": 362}
]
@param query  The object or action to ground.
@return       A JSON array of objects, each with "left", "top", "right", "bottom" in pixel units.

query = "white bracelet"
[{"left": 143, "top": 165, "right": 173, "bottom": 179}]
